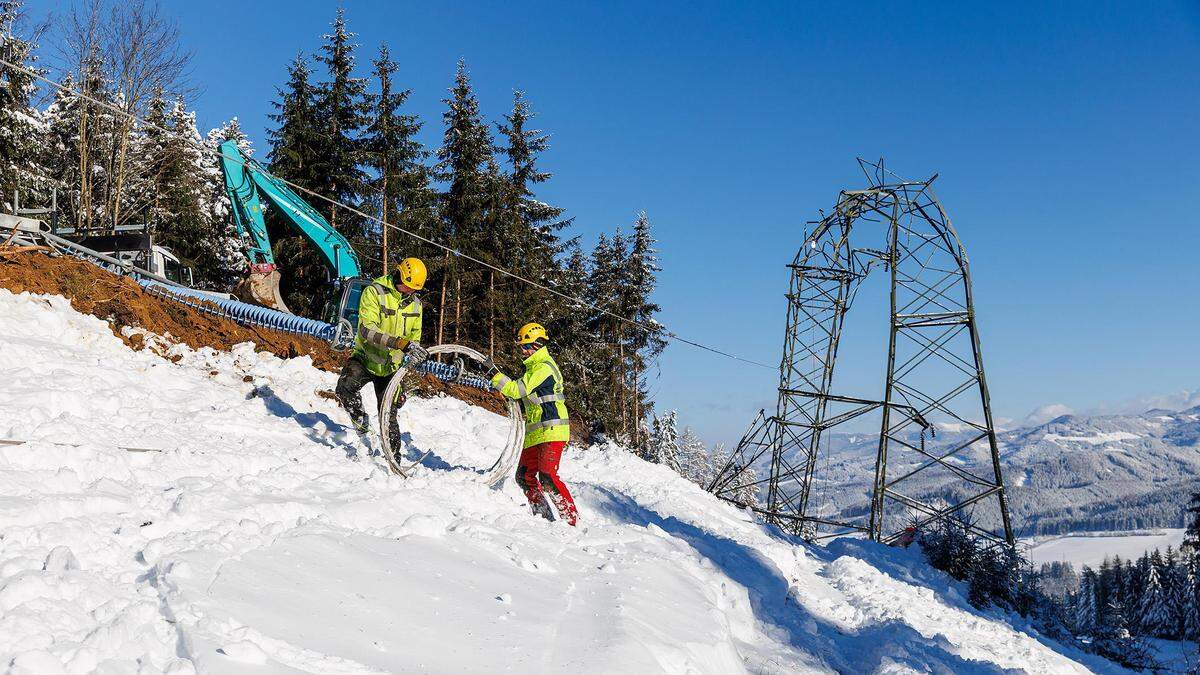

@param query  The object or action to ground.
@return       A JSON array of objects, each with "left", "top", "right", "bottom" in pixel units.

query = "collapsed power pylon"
[{"left": 709, "top": 160, "right": 1014, "bottom": 547}]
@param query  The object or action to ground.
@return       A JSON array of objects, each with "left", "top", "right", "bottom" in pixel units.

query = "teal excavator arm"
[{"left": 218, "top": 140, "right": 362, "bottom": 313}]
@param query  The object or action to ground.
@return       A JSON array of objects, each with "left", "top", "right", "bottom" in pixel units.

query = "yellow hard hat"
[
  {"left": 395, "top": 257, "right": 427, "bottom": 290},
  {"left": 516, "top": 322, "right": 547, "bottom": 346}
]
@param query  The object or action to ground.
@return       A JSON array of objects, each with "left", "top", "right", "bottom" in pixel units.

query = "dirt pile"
[{"left": 0, "top": 250, "right": 346, "bottom": 370}]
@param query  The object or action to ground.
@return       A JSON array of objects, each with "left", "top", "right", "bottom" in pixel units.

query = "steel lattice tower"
[{"left": 709, "top": 161, "right": 1014, "bottom": 546}]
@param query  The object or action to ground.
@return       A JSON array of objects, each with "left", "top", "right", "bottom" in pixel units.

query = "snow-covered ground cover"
[
  {"left": 0, "top": 288, "right": 1122, "bottom": 673},
  {"left": 1026, "top": 529, "right": 1187, "bottom": 569}
]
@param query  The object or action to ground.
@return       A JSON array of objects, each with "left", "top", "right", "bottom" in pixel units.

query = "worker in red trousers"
[{"left": 484, "top": 322, "right": 578, "bottom": 525}]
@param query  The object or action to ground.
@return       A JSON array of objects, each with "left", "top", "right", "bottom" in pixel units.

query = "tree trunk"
[
  {"left": 77, "top": 100, "right": 91, "bottom": 230},
  {"left": 453, "top": 275, "right": 462, "bottom": 343},
  {"left": 109, "top": 117, "right": 134, "bottom": 228},
  {"left": 488, "top": 271, "right": 495, "bottom": 358},
  {"left": 437, "top": 251, "right": 450, "bottom": 346},
  {"left": 617, "top": 331, "right": 627, "bottom": 439},
  {"left": 633, "top": 358, "right": 641, "bottom": 450},
  {"left": 380, "top": 170, "right": 389, "bottom": 275}
]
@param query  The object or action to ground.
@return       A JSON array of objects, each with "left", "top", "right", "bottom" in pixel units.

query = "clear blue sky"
[{"left": 31, "top": 0, "right": 1200, "bottom": 446}]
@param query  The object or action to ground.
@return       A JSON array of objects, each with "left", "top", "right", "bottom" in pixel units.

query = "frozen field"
[{"left": 1026, "top": 529, "right": 1187, "bottom": 569}]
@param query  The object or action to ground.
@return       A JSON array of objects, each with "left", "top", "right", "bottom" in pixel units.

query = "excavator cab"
[{"left": 325, "top": 278, "right": 371, "bottom": 350}]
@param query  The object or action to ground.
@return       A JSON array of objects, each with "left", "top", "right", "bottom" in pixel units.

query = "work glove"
[
  {"left": 404, "top": 342, "right": 429, "bottom": 366},
  {"left": 386, "top": 335, "right": 410, "bottom": 350},
  {"left": 480, "top": 356, "right": 500, "bottom": 378}
]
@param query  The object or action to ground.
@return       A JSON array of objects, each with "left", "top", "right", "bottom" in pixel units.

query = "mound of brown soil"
[{"left": 0, "top": 250, "right": 346, "bottom": 370}]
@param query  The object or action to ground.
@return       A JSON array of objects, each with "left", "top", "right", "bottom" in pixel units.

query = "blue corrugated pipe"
[
  {"left": 138, "top": 280, "right": 494, "bottom": 391},
  {"left": 139, "top": 280, "right": 338, "bottom": 342}
]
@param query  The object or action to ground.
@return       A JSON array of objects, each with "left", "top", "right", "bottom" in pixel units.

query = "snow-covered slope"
[{"left": 0, "top": 289, "right": 1117, "bottom": 674}]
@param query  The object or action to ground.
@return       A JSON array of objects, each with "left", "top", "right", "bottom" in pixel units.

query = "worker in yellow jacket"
[
  {"left": 335, "top": 257, "right": 428, "bottom": 446},
  {"left": 485, "top": 322, "right": 578, "bottom": 525}
]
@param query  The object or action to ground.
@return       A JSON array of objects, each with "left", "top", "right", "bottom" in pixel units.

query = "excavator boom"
[{"left": 218, "top": 140, "right": 362, "bottom": 312}]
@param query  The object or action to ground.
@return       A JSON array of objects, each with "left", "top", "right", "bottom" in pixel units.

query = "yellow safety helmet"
[
  {"left": 395, "top": 257, "right": 427, "bottom": 290},
  {"left": 516, "top": 322, "right": 548, "bottom": 346}
]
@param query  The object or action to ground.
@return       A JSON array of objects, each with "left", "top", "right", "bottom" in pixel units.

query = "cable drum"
[{"left": 379, "top": 345, "right": 524, "bottom": 485}]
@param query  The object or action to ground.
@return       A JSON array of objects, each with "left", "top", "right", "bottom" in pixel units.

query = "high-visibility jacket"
[
  {"left": 353, "top": 274, "right": 423, "bottom": 377},
  {"left": 492, "top": 346, "right": 570, "bottom": 447}
]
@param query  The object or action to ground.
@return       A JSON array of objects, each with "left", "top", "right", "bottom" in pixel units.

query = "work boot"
[{"left": 530, "top": 496, "right": 555, "bottom": 522}]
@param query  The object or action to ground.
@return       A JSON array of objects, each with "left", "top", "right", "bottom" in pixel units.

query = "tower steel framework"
[{"left": 709, "top": 161, "right": 1014, "bottom": 546}]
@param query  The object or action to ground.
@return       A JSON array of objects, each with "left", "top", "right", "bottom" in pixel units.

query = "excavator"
[{"left": 217, "top": 140, "right": 369, "bottom": 343}]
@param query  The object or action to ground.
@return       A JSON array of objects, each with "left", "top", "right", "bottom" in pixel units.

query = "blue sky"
[{"left": 31, "top": 0, "right": 1200, "bottom": 446}]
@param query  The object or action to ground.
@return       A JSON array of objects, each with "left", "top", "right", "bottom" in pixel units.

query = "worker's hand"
[
  {"left": 387, "top": 335, "right": 410, "bottom": 350},
  {"left": 480, "top": 356, "right": 499, "bottom": 377},
  {"left": 404, "top": 342, "right": 429, "bottom": 366}
]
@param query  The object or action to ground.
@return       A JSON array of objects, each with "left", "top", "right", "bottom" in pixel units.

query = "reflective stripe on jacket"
[
  {"left": 491, "top": 346, "right": 570, "bottom": 447},
  {"left": 352, "top": 274, "right": 423, "bottom": 376}
]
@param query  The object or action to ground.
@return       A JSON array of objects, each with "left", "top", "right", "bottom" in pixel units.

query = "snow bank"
[{"left": 0, "top": 288, "right": 1115, "bottom": 673}]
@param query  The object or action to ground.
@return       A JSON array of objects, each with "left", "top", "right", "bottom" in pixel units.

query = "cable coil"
[{"left": 380, "top": 345, "right": 523, "bottom": 485}]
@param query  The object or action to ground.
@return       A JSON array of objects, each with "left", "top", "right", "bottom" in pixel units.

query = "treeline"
[
  {"left": 917, "top": 493, "right": 1200, "bottom": 671},
  {"left": 0, "top": 1, "right": 667, "bottom": 447}
]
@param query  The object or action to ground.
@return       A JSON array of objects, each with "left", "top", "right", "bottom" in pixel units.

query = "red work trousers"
[{"left": 516, "top": 441, "right": 578, "bottom": 526}]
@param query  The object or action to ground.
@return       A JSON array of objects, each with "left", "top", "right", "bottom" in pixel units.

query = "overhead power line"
[{"left": 0, "top": 54, "right": 775, "bottom": 370}]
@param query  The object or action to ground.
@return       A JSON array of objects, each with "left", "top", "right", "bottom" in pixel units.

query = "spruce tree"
[
  {"left": 1074, "top": 567, "right": 1099, "bottom": 635},
  {"left": 266, "top": 52, "right": 327, "bottom": 315},
  {"left": 622, "top": 212, "right": 666, "bottom": 447},
  {"left": 311, "top": 6, "right": 368, "bottom": 235},
  {"left": 1186, "top": 491, "right": 1200, "bottom": 551},
  {"left": 40, "top": 73, "right": 79, "bottom": 225},
  {"left": 1136, "top": 561, "right": 1170, "bottom": 637},
  {"left": 203, "top": 118, "right": 254, "bottom": 290},
  {"left": 677, "top": 426, "right": 711, "bottom": 485},
  {"left": 647, "top": 410, "right": 680, "bottom": 468},
  {"left": 436, "top": 60, "right": 494, "bottom": 345},
  {"left": 267, "top": 53, "right": 320, "bottom": 189},
  {"left": 150, "top": 99, "right": 213, "bottom": 282},
  {"left": 0, "top": 0, "right": 50, "bottom": 211},
  {"left": 548, "top": 239, "right": 600, "bottom": 419},
  {"left": 362, "top": 43, "right": 438, "bottom": 278}
]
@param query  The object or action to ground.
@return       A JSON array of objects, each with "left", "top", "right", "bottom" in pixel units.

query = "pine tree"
[
  {"left": 1186, "top": 491, "right": 1200, "bottom": 551},
  {"left": 311, "top": 6, "right": 369, "bottom": 234},
  {"left": 1182, "top": 551, "right": 1200, "bottom": 640},
  {"left": 1074, "top": 567, "right": 1099, "bottom": 635},
  {"left": 0, "top": 0, "right": 51, "bottom": 211},
  {"left": 147, "top": 99, "right": 213, "bottom": 282},
  {"left": 266, "top": 52, "right": 327, "bottom": 315},
  {"left": 202, "top": 118, "right": 253, "bottom": 290},
  {"left": 361, "top": 43, "right": 438, "bottom": 278},
  {"left": 586, "top": 231, "right": 628, "bottom": 437},
  {"left": 622, "top": 211, "right": 666, "bottom": 447},
  {"left": 548, "top": 239, "right": 600, "bottom": 420},
  {"left": 267, "top": 53, "right": 320, "bottom": 189},
  {"left": 40, "top": 73, "right": 79, "bottom": 224},
  {"left": 436, "top": 60, "right": 494, "bottom": 346},
  {"left": 708, "top": 442, "right": 761, "bottom": 506},
  {"left": 1136, "top": 560, "right": 1170, "bottom": 637},
  {"left": 676, "top": 426, "right": 711, "bottom": 486},
  {"left": 647, "top": 410, "right": 680, "bottom": 468},
  {"left": 492, "top": 90, "right": 570, "bottom": 357}
]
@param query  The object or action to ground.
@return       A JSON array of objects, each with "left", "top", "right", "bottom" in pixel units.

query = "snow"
[
  {"left": 1026, "top": 530, "right": 1188, "bottom": 569},
  {"left": 0, "top": 288, "right": 1115, "bottom": 673},
  {"left": 1044, "top": 431, "right": 1141, "bottom": 445}
]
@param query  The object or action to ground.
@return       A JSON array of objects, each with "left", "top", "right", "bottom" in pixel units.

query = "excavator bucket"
[{"left": 233, "top": 269, "right": 291, "bottom": 313}]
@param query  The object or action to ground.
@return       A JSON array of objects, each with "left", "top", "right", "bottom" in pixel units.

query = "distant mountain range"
[{"left": 766, "top": 405, "right": 1200, "bottom": 537}]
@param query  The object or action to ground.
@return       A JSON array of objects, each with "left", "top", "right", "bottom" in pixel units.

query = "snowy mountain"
[
  {"left": 790, "top": 409, "right": 1200, "bottom": 537},
  {"left": 0, "top": 288, "right": 1119, "bottom": 673}
]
